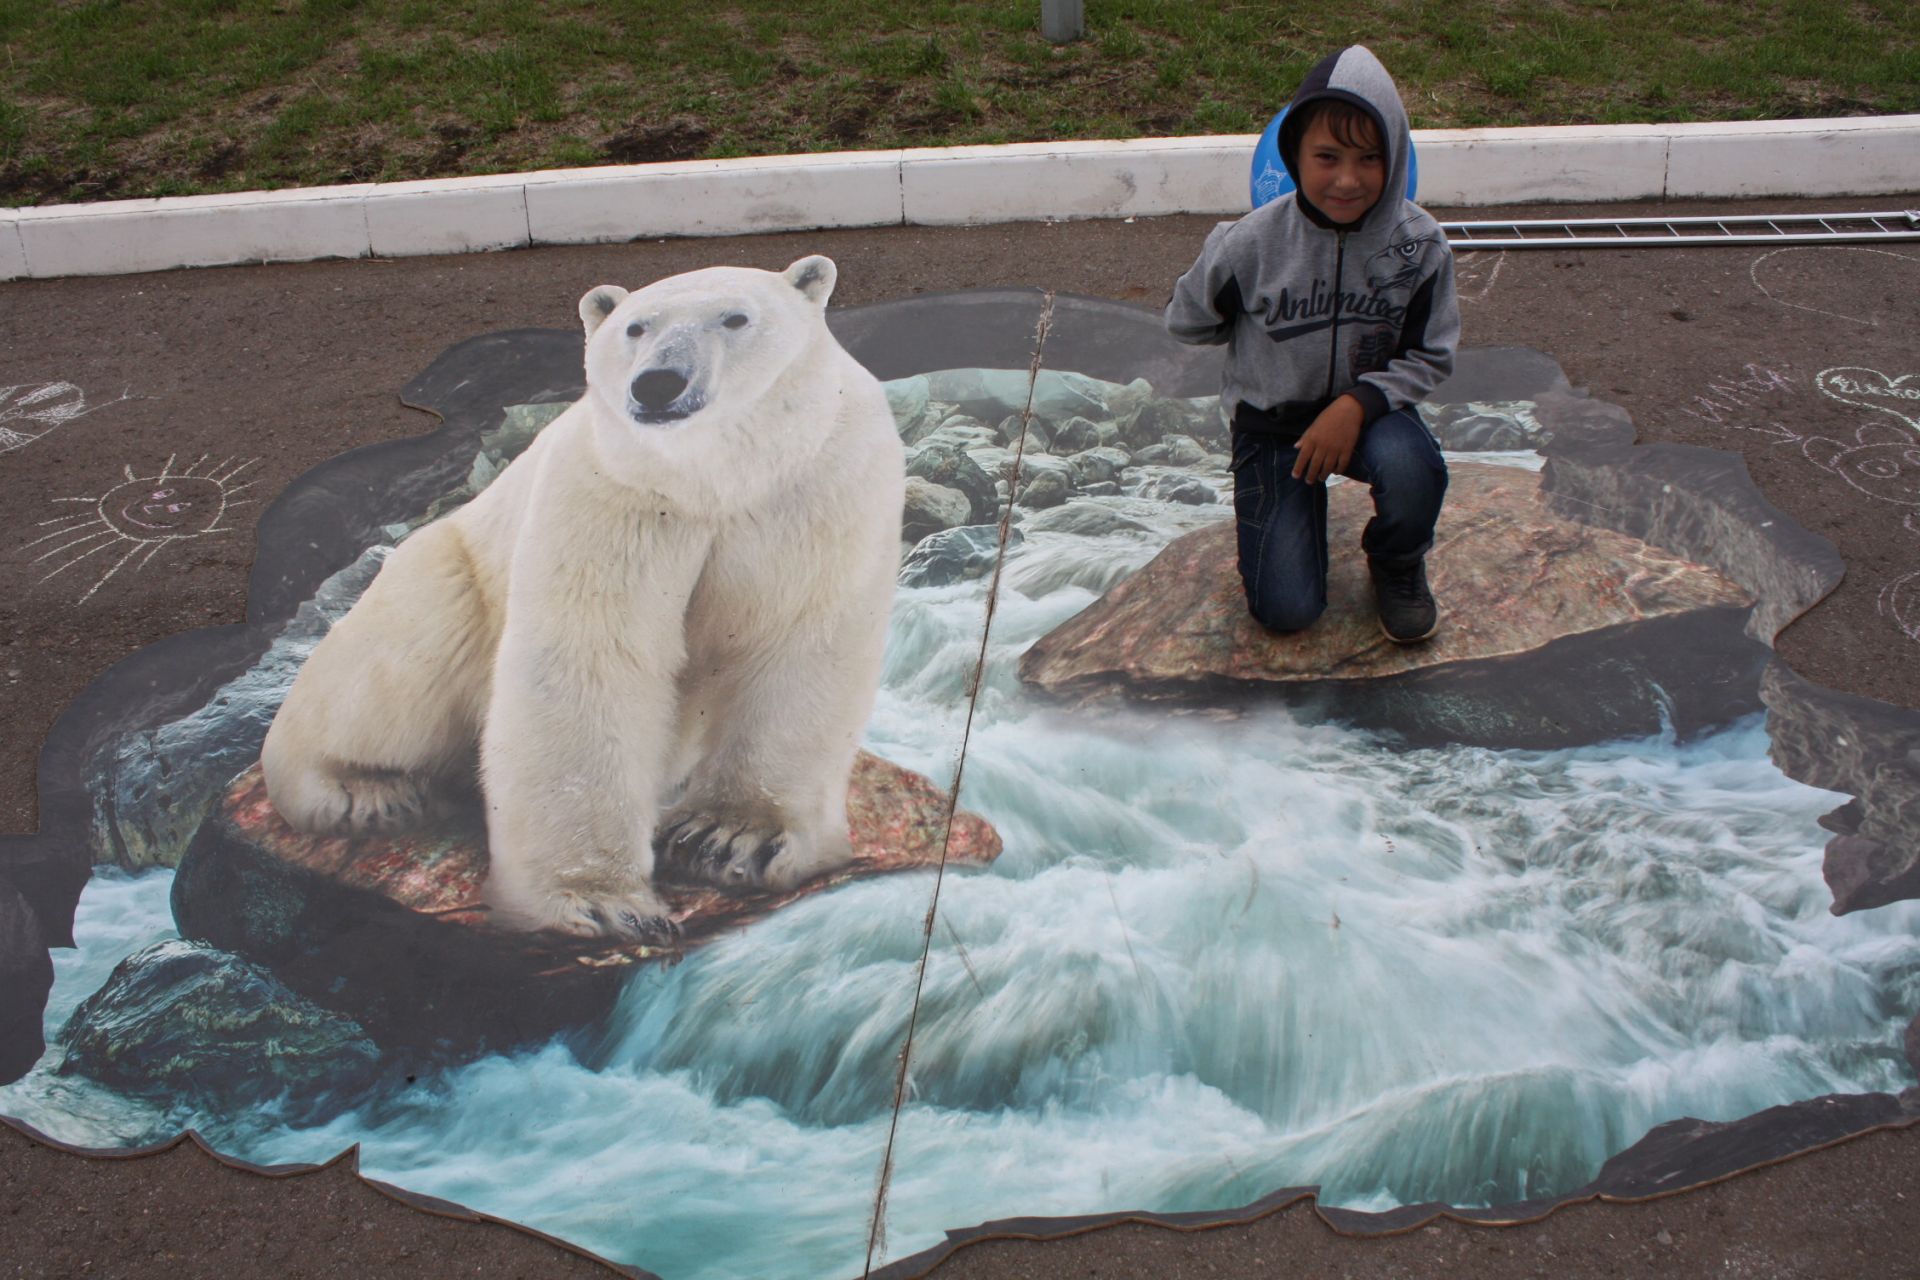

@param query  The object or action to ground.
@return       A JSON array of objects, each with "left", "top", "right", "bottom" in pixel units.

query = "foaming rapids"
[{"left": 5, "top": 492, "right": 1917, "bottom": 1280}]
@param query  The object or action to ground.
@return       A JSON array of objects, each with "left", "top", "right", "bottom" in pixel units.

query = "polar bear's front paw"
[
  {"left": 541, "top": 889, "right": 683, "bottom": 946},
  {"left": 285, "top": 769, "right": 438, "bottom": 836},
  {"left": 655, "top": 814, "right": 818, "bottom": 892}
]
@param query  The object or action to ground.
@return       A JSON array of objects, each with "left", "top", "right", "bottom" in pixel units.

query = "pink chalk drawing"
[{"left": 24, "top": 454, "right": 258, "bottom": 604}]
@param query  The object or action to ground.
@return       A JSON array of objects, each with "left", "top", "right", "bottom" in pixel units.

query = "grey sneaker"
[{"left": 1368, "top": 557, "right": 1438, "bottom": 643}]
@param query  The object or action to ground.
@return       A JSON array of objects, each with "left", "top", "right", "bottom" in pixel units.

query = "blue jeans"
[{"left": 1231, "top": 408, "right": 1448, "bottom": 632}]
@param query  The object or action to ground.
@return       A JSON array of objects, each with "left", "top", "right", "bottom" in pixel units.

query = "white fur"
[{"left": 261, "top": 256, "right": 905, "bottom": 940}]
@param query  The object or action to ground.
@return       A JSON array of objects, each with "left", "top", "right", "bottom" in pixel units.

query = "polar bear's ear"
[
  {"left": 784, "top": 256, "right": 837, "bottom": 306},
  {"left": 579, "top": 285, "right": 630, "bottom": 338}
]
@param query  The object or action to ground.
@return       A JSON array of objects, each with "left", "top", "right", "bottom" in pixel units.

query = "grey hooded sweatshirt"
[{"left": 1165, "top": 46, "right": 1459, "bottom": 442}]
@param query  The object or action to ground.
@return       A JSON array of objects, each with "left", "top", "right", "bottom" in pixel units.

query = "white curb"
[{"left": 2, "top": 115, "right": 1916, "bottom": 282}]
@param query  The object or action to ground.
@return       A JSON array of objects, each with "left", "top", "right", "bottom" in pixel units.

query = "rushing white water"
[{"left": 6, "top": 486, "right": 1919, "bottom": 1280}]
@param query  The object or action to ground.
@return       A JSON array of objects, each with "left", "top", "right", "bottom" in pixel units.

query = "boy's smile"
[{"left": 1298, "top": 115, "right": 1385, "bottom": 225}]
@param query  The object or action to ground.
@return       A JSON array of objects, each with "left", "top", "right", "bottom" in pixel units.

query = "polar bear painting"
[{"left": 261, "top": 256, "right": 906, "bottom": 942}]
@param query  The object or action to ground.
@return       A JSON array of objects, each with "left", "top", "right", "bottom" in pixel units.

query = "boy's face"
[{"left": 1298, "top": 115, "right": 1385, "bottom": 226}]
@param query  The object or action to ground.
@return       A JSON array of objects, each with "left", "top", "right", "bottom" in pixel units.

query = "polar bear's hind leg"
[{"left": 263, "top": 520, "right": 494, "bottom": 837}]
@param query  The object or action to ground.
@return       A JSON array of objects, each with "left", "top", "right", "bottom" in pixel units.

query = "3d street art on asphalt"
[{"left": 2, "top": 275, "right": 1917, "bottom": 1280}]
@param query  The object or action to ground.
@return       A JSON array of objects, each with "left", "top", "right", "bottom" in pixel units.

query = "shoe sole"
[{"left": 1379, "top": 616, "right": 1439, "bottom": 645}]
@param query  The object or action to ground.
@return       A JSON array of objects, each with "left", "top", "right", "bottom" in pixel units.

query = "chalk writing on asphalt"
[
  {"left": 1675, "top": 363, "right": 1797, "bottom": 425},
  {"left": 1815, "top": 367, "right": 1920, "bottom": 432},
  {"left": 1678, "top": 362, "right": 1920, "bottom": 644},
  {"left": 24, "top": 454, "right": 257, "bottom": 605},
  {"left": 0, "top": 380, "right": 132, "bottom": 454}
]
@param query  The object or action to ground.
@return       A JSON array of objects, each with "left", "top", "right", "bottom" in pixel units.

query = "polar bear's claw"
[
  {"left": 656, "top": 815, "right": 794, "bottom": 892},
  {"left": 546, "top": 890, "right": 681, "bottom": 946}
]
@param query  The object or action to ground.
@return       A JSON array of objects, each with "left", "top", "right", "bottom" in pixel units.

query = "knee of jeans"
[
  {"left": 1247, "top": 589, "right": 1324, "bottom": 633},
  {"left": 1376, "top": 448, "right": 1448, "bottom": 503}
]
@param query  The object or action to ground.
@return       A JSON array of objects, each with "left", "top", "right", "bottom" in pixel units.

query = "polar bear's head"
[{"left": 572, "top": 255, "right": 837, "bottom": 450}]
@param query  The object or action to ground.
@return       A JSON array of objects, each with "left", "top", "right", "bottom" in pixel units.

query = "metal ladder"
[{"left": 1440, "top": 210, "right": 1920, "bottom": 249}]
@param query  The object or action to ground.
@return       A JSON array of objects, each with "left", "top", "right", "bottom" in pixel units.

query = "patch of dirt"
[{"left": 599, "top": 118, "right": 714, "bottom": 164}]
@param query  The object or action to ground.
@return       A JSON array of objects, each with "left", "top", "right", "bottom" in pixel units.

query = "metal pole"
[{"left": 1042, "top": 0, "right": 1084, "bottom": 43}]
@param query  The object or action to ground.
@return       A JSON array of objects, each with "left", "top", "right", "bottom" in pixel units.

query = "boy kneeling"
[{"left": 1167, "top": 45, "right": 1458, "bottom": 643}]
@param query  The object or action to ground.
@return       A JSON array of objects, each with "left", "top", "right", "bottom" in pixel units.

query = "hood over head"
[{"left": 1278, "top": 45, "right": 1413, "bottom": 233}]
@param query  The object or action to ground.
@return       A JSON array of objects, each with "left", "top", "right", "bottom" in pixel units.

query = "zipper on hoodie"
[{"left": 1324, "top": 231, "right": 1346, "bottom": 400}]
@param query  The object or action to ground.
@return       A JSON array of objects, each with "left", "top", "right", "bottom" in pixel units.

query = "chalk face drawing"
[
  {"left": 1816, "top": 367, "right": 1920, "bottom": 433},
  {"left": 0, "top": 381, "right": 129, "bottom": 454},
  {"left": 1802, "top": 424, "right": 1920, "bottom": 506},
  {"left": 25, "top": 454, "right": 256, "bottom": 604}
]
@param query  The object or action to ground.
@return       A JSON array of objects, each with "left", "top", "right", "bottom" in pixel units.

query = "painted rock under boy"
[{"left": 1018, "top": 461, "right": 1765, "bottom": 748}]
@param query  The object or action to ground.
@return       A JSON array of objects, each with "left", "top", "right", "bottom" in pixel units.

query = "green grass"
[{"left": 1, "top": 0, "right": 1914, "bottom": 203}]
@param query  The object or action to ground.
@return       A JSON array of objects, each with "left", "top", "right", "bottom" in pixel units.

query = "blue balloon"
[{"left": 1250, "top": 104, "right": 1418, "bottom": 209}]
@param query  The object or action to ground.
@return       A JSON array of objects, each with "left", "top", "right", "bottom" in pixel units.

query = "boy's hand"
[{"left": 1291, "top": 395, "right": 1365, "bottom": 484}]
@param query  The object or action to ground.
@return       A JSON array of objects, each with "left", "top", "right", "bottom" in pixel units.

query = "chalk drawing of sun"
[{"left": 24, "top": 454, "right": 258, "bottom": 604}]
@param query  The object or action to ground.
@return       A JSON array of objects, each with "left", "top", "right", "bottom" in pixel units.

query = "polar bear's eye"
[
  {"left": 722, "top": 313, "right": 750, "bottom": 330},
  {"left": 626, "top": 321, "right": 646, "bottom": 338}
]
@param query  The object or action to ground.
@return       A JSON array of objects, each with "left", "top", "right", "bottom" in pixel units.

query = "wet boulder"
[
  {"left": 902, "top": 525, "right": 1022, "bottom": 588},
  {"left": 57, "top": 939, "right": 383, "bottom": 1118},
  {"left": 907, "top": 444, "right": 999, "bottom": 525},
  {"left": 1138, "top": 475, "right": 1220, "bottom": 506},
  {"left": 1019, "top": 462, "right": 1766, "bottom": 748},
  {"left": 171, "top": 755, "right": 1002, "bottom": 1054},
  {"left": 1024, "top": 502, "right": 1151, "bottom": 538},
  {"left": 903, "top": 477, "right": 974, "bottom": 539},
  {"left": 1014, "top": 467, "right": 1072, "bottom": 510},
  {"left": 1068, "top": 446, "right": 1132, "bottom": 487},
  {"left": 1135, "top": 435, "right": 1210, "bottom": 469},
  {"left": 1051, "top": 416, "right": 1105, "bottom": 453}
]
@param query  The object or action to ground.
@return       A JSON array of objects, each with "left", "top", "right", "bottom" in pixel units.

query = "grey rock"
[
  {"left": 1015, "top": 468, "right": 1072, "bottom": 510},
  {"left": 928, "top": 414, "right": 998, "bottom": 449},
  {"left": 996, "top": 413, "right": 1051, "bottom": 452},
  {"left": 1025, "top": 503, "right": 1151, "bottom": 537},
  {"left": 57, "top": 939, "right": 382, "bottom": 1118},
  {"left": 907, "top": 444, "right": 999, "bottom": 524},
  {"left": 1081, "top": 481, "right": 1122, "bottom": 497},
  {"left": 902, "top": 478, "right": 974, "bottom": 539},
  {"left": 901, "top": 525, "right": 1023, "bottom": 588},
  {"left": 1052, "top": 416, "right": 1104, "bottom": 453},
  {"left": 1158, "top": 435, "right": 1210, "bottom": 467},
  {"left": 1068, "top": 446, "right": 1132, "bottom": 487},
  {"left": 1141, "top": 475, "right": 1220, "bottom": 505},
  {"left": 1122, "top": 397, "right": 1214, "bottom": 450}
]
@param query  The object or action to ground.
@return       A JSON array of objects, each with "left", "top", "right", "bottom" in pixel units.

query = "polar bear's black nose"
[{"left": 631, "top": 368, "right": 690, "bottom": 412}]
